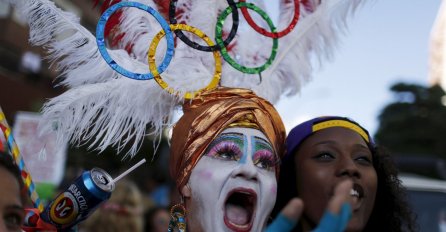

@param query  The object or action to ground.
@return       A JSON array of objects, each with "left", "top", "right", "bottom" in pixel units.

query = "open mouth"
[
  {"left": 350, "top": 183, "right": 365, "bottom": 211},
  {"left": 223, "top": 188, "right": 257, "bottom": 232},
  {"left": 350, "top": 183, "right": 364, "bottom": 199}
]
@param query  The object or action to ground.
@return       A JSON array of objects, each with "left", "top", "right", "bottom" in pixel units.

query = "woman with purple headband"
[{"left": 273, "top": 116, "right": 418, "bottom": 232}]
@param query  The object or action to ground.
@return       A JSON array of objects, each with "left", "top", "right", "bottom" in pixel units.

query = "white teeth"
[{"left": 350, "top": 189, "right": 359, "bottom": 197}]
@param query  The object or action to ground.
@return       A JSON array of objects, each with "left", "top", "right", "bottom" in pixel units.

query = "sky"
[{"left": 266, "top": 1, "right": 443, "bottom": 136}]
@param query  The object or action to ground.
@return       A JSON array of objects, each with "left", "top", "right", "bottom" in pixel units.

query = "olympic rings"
[
  {"left": 169, "top": 0, "right": 239, "bottom": 52},
  {"left": 240, "top": 0, "right": 300, "bottom": 38},
  {"left": 96, "top": 1, "right": 298, "bottom": 97},
  {"left": 216, "top": 2, "right": 278, "bottom": 74},
  {"left": 148, "top": 24, "right": 222, "bottom": 99},
  {"left": 97, "top": 2, "right": 175, "bottom": 80}
]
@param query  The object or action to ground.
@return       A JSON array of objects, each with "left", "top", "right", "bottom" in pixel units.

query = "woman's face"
[
  {"left": 184, "top": 127, "right": 278, "bottom": 232},
  {"left": 0, "top": 166, "right": 25, "bottom": 232},
  {"left": 295, "top": 127, "right": 377, "bottom": 232}
]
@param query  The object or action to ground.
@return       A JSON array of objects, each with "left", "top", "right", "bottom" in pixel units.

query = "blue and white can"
[{"left": 40, "top": 168, "right": 115, "bottom": 229}]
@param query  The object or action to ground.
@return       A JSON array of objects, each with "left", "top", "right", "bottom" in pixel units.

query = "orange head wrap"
[{"left": 169, "top": 87, "right": 286, "bottom": 190}]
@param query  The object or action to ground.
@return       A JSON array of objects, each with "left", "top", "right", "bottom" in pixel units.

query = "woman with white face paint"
[{"left": 169, "top": 87, "right": 287, "bottom": 232}]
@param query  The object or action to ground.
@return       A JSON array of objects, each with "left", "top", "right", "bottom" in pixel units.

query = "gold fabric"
[
  {"left": 227, "top": 113, "right": 260, "bottom": 130},
  {"left": 170, "top": 87, "right": 286, "bottom": 190}
]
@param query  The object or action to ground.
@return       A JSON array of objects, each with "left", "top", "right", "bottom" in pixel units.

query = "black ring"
[{"left": 169, "top": 0, "right": 239, "bottom": 52}]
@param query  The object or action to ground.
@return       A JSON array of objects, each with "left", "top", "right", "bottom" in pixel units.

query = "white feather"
[
  {"left": 117, "top": 0, "right": 162, "bottom": 63},
  {"left": 222, "top": 0, "right": 366, "bottom": 103},
  {"left": 118, "top": 0, "right": 221, "bottom": 83},
  {"left": 10, "top": 0, "right": 110, "bottom": 87},
  {"left": 4, "top": 0, "right": 367, "bottom": 158},
  {"left": 278, "top": 0, "right": 296, "bottom": 29},
  {"left": 9, "top": 0, "right": 182, "bottom": 157},
  {"left": 40, "top": 77, "right": 178, "bottom": 158}
]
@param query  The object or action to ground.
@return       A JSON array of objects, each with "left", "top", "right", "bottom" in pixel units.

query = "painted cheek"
[
  {"left": 196, "top": 169, "right": 214, "bottom": 181},
  {"left": 261, "top": 172, "right": 278, "bottom": 195},
  {"left": 270, "top": 182, "right": 277, "bottom": 195}
]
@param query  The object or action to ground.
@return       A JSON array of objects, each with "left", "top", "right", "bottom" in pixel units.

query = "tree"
[{"left": 375, "top": 82, "right": 446, "bottom": 160}]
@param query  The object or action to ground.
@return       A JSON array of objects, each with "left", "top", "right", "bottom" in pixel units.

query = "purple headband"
[{"left": 285, "top": 116, "right": 375, "bottom": 160}]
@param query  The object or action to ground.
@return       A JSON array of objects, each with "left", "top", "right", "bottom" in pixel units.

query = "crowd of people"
[
  {"left": 0, "top": 0, "right": 426, "bottom": 231},
  {"left": 0, "top": 88, "right": 420, "bottom": 232}
]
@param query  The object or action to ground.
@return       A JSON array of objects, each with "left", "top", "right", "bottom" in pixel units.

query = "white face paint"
[{"left": 185, "top": 128, "right": 279, "bottom": 232}]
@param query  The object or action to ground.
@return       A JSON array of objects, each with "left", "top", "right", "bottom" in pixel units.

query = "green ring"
[{"left": 215, "top": 2, "right": 278, "bottom": 74}]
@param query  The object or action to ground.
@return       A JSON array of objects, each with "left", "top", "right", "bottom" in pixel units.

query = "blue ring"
[{"left": 96, "top": 2, "right": 174, "bottom": 80}]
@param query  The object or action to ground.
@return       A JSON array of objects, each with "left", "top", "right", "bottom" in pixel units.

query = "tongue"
[{"left": 225, "top": 203, "right": 249, "bottom": 225}]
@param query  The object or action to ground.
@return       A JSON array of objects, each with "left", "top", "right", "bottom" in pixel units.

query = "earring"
[{"left": 168, "top": 203, "right": 187, "bottom": 232}]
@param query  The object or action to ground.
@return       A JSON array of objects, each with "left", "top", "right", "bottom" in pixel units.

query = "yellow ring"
[{"left": 148, "top": 24, "right": 222, "bottom": 99}]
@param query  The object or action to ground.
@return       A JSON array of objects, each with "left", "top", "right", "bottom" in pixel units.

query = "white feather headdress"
[{"left": 4, "top": 0, "right": 366, "bottom": 157}]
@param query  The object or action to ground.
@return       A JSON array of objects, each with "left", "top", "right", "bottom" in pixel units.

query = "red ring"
[{"left": 240, "top": 0, "right": 299, "bottom": 38}]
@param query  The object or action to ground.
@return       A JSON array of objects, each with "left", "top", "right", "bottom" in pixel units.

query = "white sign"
[{"left": 12, "top": 112, "right": 67, "bottom": 185}]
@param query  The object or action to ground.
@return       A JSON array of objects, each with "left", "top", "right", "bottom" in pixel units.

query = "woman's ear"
[{"left": 181, "top": 184, "right": 192, "bottom": 198}]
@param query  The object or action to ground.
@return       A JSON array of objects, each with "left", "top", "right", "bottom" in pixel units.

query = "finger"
[
  {"left": 265, "top": 198, "right": 303, "bottom": 232},
  {"left": 327, "top": 180, "right": 353, "bottom": 214},
  {"left": 281, "top": 198, "right": 304, "bottom": 221}
]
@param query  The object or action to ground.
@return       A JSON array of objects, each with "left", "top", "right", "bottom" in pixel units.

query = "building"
[
  {"left": 0, "top": 0, "right": 100, "bottom": 123},
  {"left": 429, "top": 0, "right": 446, "bottom": 91}
]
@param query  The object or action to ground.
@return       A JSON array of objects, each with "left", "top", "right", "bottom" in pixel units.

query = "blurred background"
[{"left": 0, "top": 0, "right": 445, "bottom": 231}]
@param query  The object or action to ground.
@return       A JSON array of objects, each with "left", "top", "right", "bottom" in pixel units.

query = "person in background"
[
  {"left": 144, "top": 206, "right": 169, "bottom": 232},
  {"left": 80, "top": 179, "right": 144, "bottom": 232},
  {"left": 273, "top": 116, "right": 418, "bottom": 232},
  {"left": 0, "top": 151, "right": 26, "bottom": 232}
]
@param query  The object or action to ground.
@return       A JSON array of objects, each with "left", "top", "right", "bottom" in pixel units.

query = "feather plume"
[
  {"left": 4, "top": 0, "right": 367, "bottom": 158},
  {"left": 117, "top": 0, "right": 163, "bottom": 63},
  {"left": 118, "top": 0, "right": 227, "bottom": 94},
  {"left": 40, "top": 78, "right": 177, "bottom": 158},
  {"left": 9, "top": 0, "right": 182, "bottom": 157},
  {"left": 221, "top": 0, "right": 366, "bottom": 103},
  {"left": 10, "top": 0, "right": 112, "bottom": 87}
]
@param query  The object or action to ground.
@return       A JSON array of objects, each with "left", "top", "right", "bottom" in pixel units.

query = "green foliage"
[{"left": 375, "top": 83, "right": 446, "bottom": 159}]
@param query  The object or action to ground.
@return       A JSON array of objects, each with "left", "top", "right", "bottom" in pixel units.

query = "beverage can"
[{"left": 40, "top": 168, "right": 115, "bottom": 229}]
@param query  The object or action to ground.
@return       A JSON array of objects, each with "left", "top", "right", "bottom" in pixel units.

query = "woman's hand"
[
  {"left": 267, "top": 180, "right": 353, "bottom": 232},
  {"left": 266, "top": 198, "right": 303, "bottom": 232},
  {"left": 313, "top": 180, "right": 353, "bottom": 232}
]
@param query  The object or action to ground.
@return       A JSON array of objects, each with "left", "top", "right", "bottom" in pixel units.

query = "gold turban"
[{"left": 169, "top": 87, "right": 286, "bottom": 190}]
